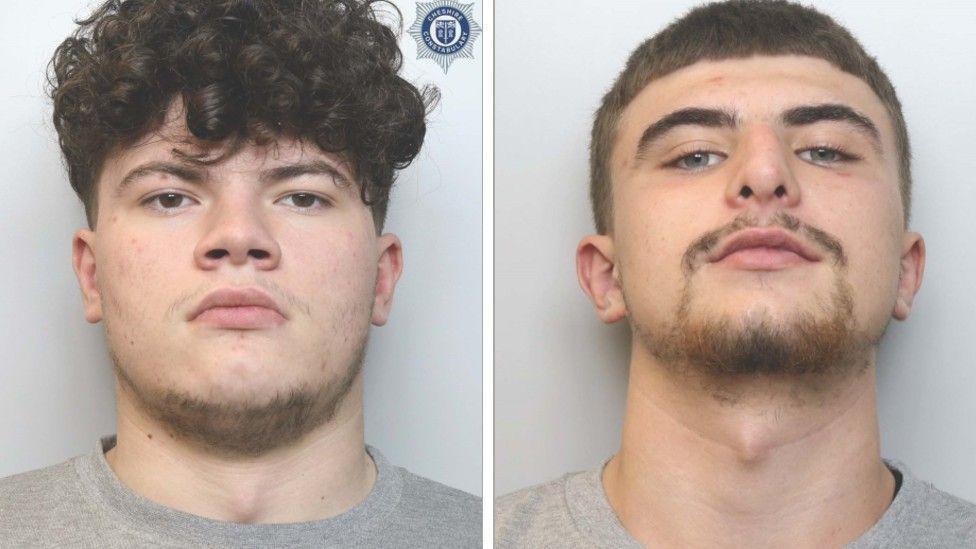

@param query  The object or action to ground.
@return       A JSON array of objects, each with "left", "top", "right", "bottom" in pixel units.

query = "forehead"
[
  {"left": 98, "top": 102, "right": 353, "bottom": 193},
  {"left": 613, "top": 54, "right": 897, "bottom": 159}
]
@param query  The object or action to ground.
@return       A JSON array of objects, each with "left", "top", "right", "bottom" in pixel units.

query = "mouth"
[
  {"left": 709, "top": 228, "right": 823, "bottom": 271},
  {"left": 188, "top": 287, "right": 287, "bottom": 329},
  {"left": 193, "top": 305, "right": 286, "bottom": 329}
]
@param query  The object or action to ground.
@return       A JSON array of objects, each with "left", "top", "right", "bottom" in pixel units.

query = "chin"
[{"left": 686, "top": 293, "right": 820, "bottom": 327}]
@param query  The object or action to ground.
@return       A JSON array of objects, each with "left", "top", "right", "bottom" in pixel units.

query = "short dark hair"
[
  {"left": 590, "top": 0, "right": 911, "bottom": 234},
  {"left": 49, "top": 0, "right": 437, "bottom": 231}
]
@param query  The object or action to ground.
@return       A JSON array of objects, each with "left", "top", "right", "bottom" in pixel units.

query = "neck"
[
  {"left": 105, "top": 375, "right": 375, "bottom": 524},
  {"left": 604, "top": 344, "right": 895, "bottom": 548}
]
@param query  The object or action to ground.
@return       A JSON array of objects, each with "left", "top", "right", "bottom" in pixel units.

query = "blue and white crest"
[
  {"left": 435, "top": 19, "right": 456, "bottom": 44},
  {"left": 408, "top": 1, "right": 481, "bottom": 74}
]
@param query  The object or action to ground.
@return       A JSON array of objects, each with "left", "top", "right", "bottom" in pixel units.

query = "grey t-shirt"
[
  {"left": 0, "top": 435, "right": 481, "bottom": 548},
  {"left": 495, "top": 458, "right": 976, "bottom": 548}
]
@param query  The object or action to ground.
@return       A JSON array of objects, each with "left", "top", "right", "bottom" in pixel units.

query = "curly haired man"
[{"left": 0, "top": 1, "right": 480, "bottom": 546}]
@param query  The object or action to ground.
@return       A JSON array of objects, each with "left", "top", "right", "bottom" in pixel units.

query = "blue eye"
[
  {"left": 671, "top": 151, "right": 726, "bottom": 171},
  {"left": 798, "top": 147, "right": 854, "bottom": 165}
]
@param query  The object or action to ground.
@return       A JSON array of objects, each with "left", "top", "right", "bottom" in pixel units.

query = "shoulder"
[
  {"left": 397, "top": 466, "right": 482, "bottom": 521},
  {"left": 908, "top": 476, "right": 976, "bottom": 543},
  {"left": 494, "top": 473, "right": 583, "bottom": 548},
  {"left": 495, "top": 474, "right": 571, "bottom": 522},
  {"left": 367, "top": 445, "right": 480, "bottom": 529},
  {"left": 0, "top": 456, "right": 85, "bottom": 513},
  {"left": 389, "top": 465, "right": 482, "bottom": 545},
  {"left": 855, "top": 460, "right": 976, "bottom": 548},
  {"left": 0, "top": 456, "right": 90, "bottom": 543}
]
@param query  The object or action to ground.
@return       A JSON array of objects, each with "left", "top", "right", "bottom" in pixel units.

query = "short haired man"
[
  {"left": 496, "top": 1, "right": 975, "bottom": 547},
  {"left": 0, "top": 1, "right": 480, "bottom": 546}
]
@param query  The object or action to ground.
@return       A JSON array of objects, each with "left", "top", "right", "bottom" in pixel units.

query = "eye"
[
  {"left": 278, "top": 192, "right": 330, "bottom": 210},
  {"left": 142, "top": 192, "right": 197, "bottom": 213},
  {"left": 797, "top": 147, "right": 855, "bottom": 165},
  {"left": 668, "top": 151, "right": 726, "bottom": 171}
]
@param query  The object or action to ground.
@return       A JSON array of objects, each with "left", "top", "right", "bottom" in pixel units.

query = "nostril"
[
  {"left": 206, "top": 249, "right": 229, "bottom": 259},
  {"left": 740, "top": 187, "right": 753, "bottom": 198},
  {"left": 249, "top": 249, "right": 270, "bottom": 259}
]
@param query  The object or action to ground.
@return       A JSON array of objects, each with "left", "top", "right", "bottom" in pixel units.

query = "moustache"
[{"left": 681, "top": 211, "right": 847, "bottom": 276}]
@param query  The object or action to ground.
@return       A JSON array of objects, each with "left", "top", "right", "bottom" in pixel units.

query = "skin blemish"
[
  {"left": 836, "top": 171, "right": 851, "bottom": 178},
  {"left": 147, "top": 433, "right": 153, "bottom": 439}
]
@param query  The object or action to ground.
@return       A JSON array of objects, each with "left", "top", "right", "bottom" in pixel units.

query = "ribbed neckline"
[
  {"left": 72, "top": 434, "right": 402, "bottom": 546},
  {"left": 564, "top": 456, "right": 917, "bottom": 548}
]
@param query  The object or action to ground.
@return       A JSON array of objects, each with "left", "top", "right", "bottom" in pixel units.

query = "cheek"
[
  {"left": 100, "top": 235, "right": 184, "bottom": 317},
  {"left": 830, "top": 215, "right": 903, "bottom": 327},
  {"left": 616, "top": 206, "right": 695, "bottom": 317},
  {"left": 115, "top": 237, "right": 169, "bottom": 279},
  {"left": 112, "top": 238, "right": 142, "bottom": 278},
  {"left": 848, "top": 236, "right": 902, "bottom": 320},
  {"left": 300, "top": 230, "right": 375, "bottom": 296}
]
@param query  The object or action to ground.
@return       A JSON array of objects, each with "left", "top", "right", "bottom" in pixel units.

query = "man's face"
[
  {"left": 72, "top": 106, "right": 402, "bottom": 457},
  {"left": 587, "top": 55, "right": 923, "bottom": 388}
]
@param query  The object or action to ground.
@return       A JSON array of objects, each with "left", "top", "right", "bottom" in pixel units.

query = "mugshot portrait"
[
  {"left": 495, "top": 0, "right": 976, "bottom": 534},
  {"left": 0, "top": 0, "right": 481, "bottom": 543}
]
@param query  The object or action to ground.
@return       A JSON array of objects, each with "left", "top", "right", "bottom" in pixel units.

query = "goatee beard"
[
  {"left": 633, "top": 271, "right": 884, "bottom": 405},
  {"left": 627, "top": 211, "right": 892, "bottom": 404}
]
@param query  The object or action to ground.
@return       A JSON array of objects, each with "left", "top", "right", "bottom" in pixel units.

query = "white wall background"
[
  {"left": 0, "top": 0, "right": 482, "bottom": 496},
  {"left": 495, "top": 0, "right": 976, "bottom": 504}
]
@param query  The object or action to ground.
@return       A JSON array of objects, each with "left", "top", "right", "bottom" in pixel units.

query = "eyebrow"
[
  {"left": 114, "top": 159, "right": 353, "bottom": 197},
  {"left": 636, "top": 107, "right": 737, "bottom": 158},
  {"left": 258, "top": 160, "right": 353, "bottom": 188},
  {"left": 781, "top": 104, "right": 881, "bottom": 153},
  {"left": 634, "top": 103, "right": 883, "bottom": 158},
  {"left": 114, "top": 161, "right": 205, "bottom": 197}
]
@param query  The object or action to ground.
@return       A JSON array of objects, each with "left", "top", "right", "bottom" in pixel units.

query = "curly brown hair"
[{"left": 48, "top": 0, "right": 437, "bottom": 231}]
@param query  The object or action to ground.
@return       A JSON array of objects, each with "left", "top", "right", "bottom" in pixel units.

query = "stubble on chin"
[
  {"left": 110, "top": 336, "right": 367, "bottom": 458},
  {"left": 105, "top": 289, "right": 373, "bottom": 459}
]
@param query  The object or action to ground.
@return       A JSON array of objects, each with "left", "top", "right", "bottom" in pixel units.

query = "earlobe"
[
  {"left": 371, "top": 233, "right": 403, "bottom": 326},
  {"left": 577, "top": 235, "right": 628, "bottom": 323},
  {"left": 892, "top": 232, "right": 925, "bottom": 321},
  {"left": 72, "top": 229, "right": 103, "bottom": 324}
]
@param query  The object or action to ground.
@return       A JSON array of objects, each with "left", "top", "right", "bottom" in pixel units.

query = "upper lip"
[
  {"left": 709, "top": 228, "right": 823, "bottom": 263},
  {"left": 188, "top": 287, "right": 286, "bottom": 321}
]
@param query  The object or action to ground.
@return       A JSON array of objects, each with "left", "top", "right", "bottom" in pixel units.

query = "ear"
[
  {"left": 72, "top": 229, "right": 103, "bottom": 323},
  {"left": 371, "top": 233, "right": 403, "bottom": 326},
  {"left": 892, "top": 231, "right": 925, "bottom": 321},
  {"left": 577, "top": 234, "right": 627, "bottom": 323}
]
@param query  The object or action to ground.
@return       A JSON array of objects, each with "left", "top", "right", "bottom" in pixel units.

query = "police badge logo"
[{"left": 408, "top": 1, "right": 482, "bottom": 74}]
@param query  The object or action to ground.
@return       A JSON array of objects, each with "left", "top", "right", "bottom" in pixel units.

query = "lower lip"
[
  {"left": 714, "top": 247, "right": 813, "bottom": 270},
  {"left": 193, "top": 306, "right": 286, "bottom": 329}
]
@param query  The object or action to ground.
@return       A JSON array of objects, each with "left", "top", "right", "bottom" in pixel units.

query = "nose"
[
  {"left": 724, "top": 124, "right": 802, "bottom": 215},
  {"left": 194, "top": 195, "right": 281, "bottom": 271}
]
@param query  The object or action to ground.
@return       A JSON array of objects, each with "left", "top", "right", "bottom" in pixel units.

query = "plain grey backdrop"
[
  {"left": 495, "top": 0, "right": 976, "bottom": 502},
  {"left": 0, "top": 0, "right": 482, "bottom": 495}
]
